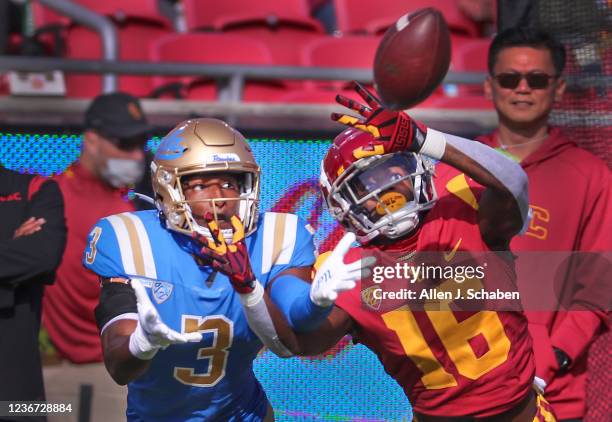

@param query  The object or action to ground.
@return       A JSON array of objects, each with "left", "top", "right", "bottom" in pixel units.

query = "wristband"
[
  {"left": 238, "top": 280, "right": 264, "bottom": 307},
  {"left": 419, "top": 128, "right": 447, "bottom": 160}
]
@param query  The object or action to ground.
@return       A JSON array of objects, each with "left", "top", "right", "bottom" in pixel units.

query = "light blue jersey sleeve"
[
  {"left": 253, "top": 213, "right": 328, "bottom": 332},
  {"left": 267, "top": 215, "right": 316, "bottom": 281},
  {"left": 83, "top": 212, "right": 162, "bottom": 281},
  {"left": 83, "top": 216, "right": 128, "bottom": 278}
]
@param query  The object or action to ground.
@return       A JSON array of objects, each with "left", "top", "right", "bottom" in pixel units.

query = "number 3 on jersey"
[
  {"left": 85, "top": 226, "right": 102, "bottom": 265},
  {"left": 174, "top": 315, "right": 234, "bottom": 387}
]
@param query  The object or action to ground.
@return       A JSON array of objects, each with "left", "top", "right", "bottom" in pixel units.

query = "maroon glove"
[
  {"left": 194, "top": 215, "right": 256, "bottom": 294},
  {"left": 331, "top": 82, "right": 428, "bottom": 154}
]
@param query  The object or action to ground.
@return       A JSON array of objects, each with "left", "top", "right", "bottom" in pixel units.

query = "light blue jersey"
[{"left": 83, "top": 210, "right": 315, "bottom": 421}]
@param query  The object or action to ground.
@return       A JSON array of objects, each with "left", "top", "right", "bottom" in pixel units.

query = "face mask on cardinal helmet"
[{"left": 101, "top": 158, "right": 145, "bottom": 188}]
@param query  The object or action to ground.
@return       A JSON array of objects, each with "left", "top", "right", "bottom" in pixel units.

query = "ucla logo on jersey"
[{"left": 152, "top": 280, "right": 174, "bottom": 304}]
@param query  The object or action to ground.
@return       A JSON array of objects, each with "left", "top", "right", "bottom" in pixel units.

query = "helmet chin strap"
[
  {"left": 357, "top": 229, "right": 380, "bottom": 244},
  {"left": 381, "top": 212, "right": 420, "bottom": 238},
  {"left": 357, "top": 211, "right": 420, "bottom": 244}
]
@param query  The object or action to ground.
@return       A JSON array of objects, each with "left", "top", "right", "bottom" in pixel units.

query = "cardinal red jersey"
[{"left": 336, "top": 164, "right": 535, "bottom": 418}]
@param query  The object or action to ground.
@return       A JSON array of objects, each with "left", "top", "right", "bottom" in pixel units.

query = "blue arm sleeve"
[{"left": 268, "top": 274, "right": 331, "bottom": 333}]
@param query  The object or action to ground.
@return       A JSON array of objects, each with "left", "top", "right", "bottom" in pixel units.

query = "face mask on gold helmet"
[{"left": 151, "top": 118, "right": 260, "bottom": 241}]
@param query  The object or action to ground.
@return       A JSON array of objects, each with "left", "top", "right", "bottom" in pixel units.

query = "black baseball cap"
[{"left": 84, "top": 92, "right": 151, "bottom": 148}]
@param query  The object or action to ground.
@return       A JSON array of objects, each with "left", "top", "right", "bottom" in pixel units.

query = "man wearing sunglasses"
[
  {"left": 478, "top": 27, "right": 610, "bottom": 422},
  {"left": 42, "top": 92, "right": 152, "bottom": 421}
]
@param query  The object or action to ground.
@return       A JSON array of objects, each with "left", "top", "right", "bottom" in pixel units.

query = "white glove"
[
  {"left": 129, "top": 278, "right": 203, "bottom": 360},
  {"left": 310, "top": 232, "right": 376, "bottom": 307}
]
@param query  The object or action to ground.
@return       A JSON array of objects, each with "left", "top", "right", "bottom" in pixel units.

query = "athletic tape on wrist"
[
  {"left": 238, "top": 280, "right": 293, "bottom": 357},
  {"left": 420, "top": 128, "right": 447, "bottom": 160},
  {"left": 239, "top": 280, "right": 264, "bottom": 307}
]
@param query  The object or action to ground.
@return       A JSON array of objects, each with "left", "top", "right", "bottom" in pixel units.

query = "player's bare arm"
[
  {"left": 441, "top": 143, "right": 527, "bottom": 249},
  {"left": 263, "top": 266, "right": 356, "bottom": 356},
  {"left": 252, "top": 298, "right": 354, "bottom": 357},
  {"left": 101, "top": 319, "right": 150, "bottom": 385},
  {"left": 333, "top": 82, "right": 529, "bottom": 250},
  {"left": 293, "top": 306, "right": 354, "bottom": 356},
  {"left": 97, "top": 278, "right": 202, "bottom": 385},
  {"left": 261, "top": 235, "right": 369, "bottom": 356}
]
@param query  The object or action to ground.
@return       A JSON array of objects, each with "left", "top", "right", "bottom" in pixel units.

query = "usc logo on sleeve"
[{"left": 525, "top": 205, "right": 550, "bottom": 240}]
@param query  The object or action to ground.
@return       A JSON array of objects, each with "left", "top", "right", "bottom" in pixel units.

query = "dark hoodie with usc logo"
[
  {"left": 477, "top": 127, "right": 611, "bottom": 419},
  {"left": 0, "top": 166, "right": 66, "bottom": 406}
]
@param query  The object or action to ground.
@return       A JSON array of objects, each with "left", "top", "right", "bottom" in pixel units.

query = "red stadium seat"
[
  {"left": 182, "top": 0, "right": 324, "bottom": 65},
  {"left": 75, "top": 0, "right": 170, "bottom": 26},
  {"left": 423, "top": 36, "right": 492, "bottom": 109},
  {"left": 33, "top": 0, "right": 170, "bottom": 28},
  {"left": 279, "top": 35, "right": 455, "bottom": 106},
  {"left": 448, "top": 36, "right": 491, "bottom": 95},
  {"left": 280, "top": 87, "right": 364, "bottom": 104},
  {"left": 334, "top": 0, "right": 479, "bottom": 37},
  {"left": 150, "top": 33, "right": 288, "bottom": 102},
  {"left": 183, "top": 0, "right": 321, "bottom": 32},
  {"left": 426, "top": 95, "right": 492, "bottom": 109},
  {"left": 32, "top": 0, "right": 173, "bottom": 98},
  {"left": 303, "top": 35, "right": 379, "bottom": 71},
  {"left": 224, "top": 27, "right": 323, "bottom": 66},
  {"left": 271, "top": 35, "right": 379, "bottom": 103},
  {"left": 304, "top": 35, "right": 379, "bottom": 91},
  {"left": 64, "top": 24, "right": 172, "bottom": 98}
]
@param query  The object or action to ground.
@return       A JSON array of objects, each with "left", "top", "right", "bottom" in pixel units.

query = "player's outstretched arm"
[
  {"left": 293, "top": 306, "right": 354, "bottom": 356},
  {"left": 97, "top": 278, "right": 202, "bottom": 385},
  {"left": 101, "top": 319, "right": 149, "bottom": 385},
  {"left": 259, "top": 232, "right": 369, "bottom": 355},
  {"left": 441, "top": 140, "right": 528, "bottom": 249},
  {"left": 266, "top": 232, "right": 374, "bottom": 333},
  {"left": 195, "top": 217, "right": 374, "bottom": 356},
  {"left": 333, "top": 82, "right": 529, "bottom": 250}
]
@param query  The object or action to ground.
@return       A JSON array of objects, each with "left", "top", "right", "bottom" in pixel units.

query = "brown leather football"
[{"left": 373, "top": 7, "right": 451, "bottom": 110}]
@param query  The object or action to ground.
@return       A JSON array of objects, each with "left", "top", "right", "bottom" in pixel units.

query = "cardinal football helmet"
[
  {"left": 320, "top": 128, "right": 437, "bottom": 243},
  {"left": 152, "top": 118, "right": 260, "bottom": 238}
]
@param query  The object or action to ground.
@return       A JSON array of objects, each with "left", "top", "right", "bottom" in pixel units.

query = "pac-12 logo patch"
[{"left": 152, "top": 280, "right": 174, "bottom": 304}]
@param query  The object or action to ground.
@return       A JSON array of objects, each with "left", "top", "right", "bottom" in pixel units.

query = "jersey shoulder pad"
[{"left": 83, "top": 211, "right": 160, "bottom": 279}]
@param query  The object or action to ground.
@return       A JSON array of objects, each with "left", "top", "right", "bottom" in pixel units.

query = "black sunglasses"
[
  {"left": 95, "top": 130, "right": 148, "bottom": 151},
  {"left": 493, "top": 72, "right": 557, "bottom": 90},
  {"left": 112, "top": 135, "right": 148, "bottom": 152}
]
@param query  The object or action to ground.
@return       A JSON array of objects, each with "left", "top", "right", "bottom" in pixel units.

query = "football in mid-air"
[{"left": 373, "top": 7, "right": 451, "bottom": 110}]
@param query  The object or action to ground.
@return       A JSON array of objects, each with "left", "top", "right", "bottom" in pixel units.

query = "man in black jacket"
[{"left": 0, "top": 165, "right": 66, "bottom": 418}]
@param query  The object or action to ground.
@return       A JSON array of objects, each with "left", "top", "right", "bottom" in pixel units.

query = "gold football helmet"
[{"left": 151, "top": 118, "right": 260, "bottom": 238}]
